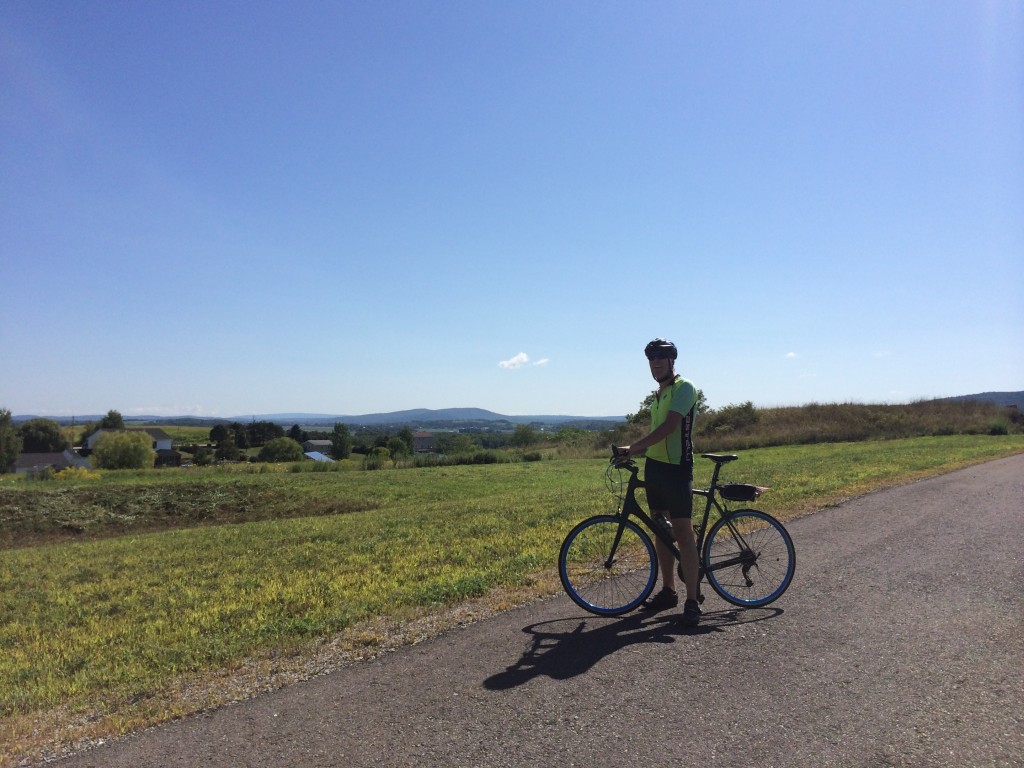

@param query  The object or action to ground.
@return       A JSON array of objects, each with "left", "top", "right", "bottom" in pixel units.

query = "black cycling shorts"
[{"left": 644, "top": 458, "right": 693, "bottom": 519}]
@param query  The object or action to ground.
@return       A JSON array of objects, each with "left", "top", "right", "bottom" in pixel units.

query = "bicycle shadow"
[{"left": 483, "top": 605, "right": 782, "bottom": 691}]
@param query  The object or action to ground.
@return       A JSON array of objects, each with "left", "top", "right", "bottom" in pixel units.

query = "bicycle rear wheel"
[
  {"left": 559, "top": 515, "right": 657, "bottom": 616},
  {"left": 703, "top": 509, "right": 795, "bottom": 607}
]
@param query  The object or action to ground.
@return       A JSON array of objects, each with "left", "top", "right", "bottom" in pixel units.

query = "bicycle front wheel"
[
  {"left": 559, "top": 515, "right": 657, "bottom": 616},
  {"left": 704, "top": 509, "right": 795, "bottom": 607}
]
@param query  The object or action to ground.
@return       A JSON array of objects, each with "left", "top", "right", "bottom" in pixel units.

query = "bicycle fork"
[{"left": 602, "top": 516, "right": 631, "bottom": 570}]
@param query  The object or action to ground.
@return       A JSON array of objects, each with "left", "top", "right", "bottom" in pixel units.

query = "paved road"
[{"left": 57, "top": 455, "right": 1023, "bottom": 767}]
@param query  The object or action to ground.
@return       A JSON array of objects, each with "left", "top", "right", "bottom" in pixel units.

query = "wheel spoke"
[
  {"left": 704, "top": 510, "right": 795, "bottom": 607},
  {"left": 559, "top": 516, "right": 656, "bottom": 615}
]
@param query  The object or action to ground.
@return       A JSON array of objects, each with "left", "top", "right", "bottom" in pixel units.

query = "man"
[{"left": 616, "top": 338, "right": 701, "bottom": 627}]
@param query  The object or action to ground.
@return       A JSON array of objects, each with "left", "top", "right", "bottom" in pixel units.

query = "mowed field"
[{"left": 2, "top": 434, "right": 1023, "bottom": 764}]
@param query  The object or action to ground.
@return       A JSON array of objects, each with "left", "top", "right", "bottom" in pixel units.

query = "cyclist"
[{"left": 616, "top": 338, "right": 702, "bottom": 627}]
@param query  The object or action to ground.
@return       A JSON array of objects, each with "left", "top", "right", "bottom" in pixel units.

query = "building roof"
[
  {"left": 303, "top": 451, "right": 335, "bottom": 463},
  {"left": 10, "top": 450, "right": 90, "bottom": 473}
]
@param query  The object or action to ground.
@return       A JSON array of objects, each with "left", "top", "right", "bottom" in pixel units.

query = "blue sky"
[{"left": 2, "top": 1, "right": 1021, "bottom": 419}]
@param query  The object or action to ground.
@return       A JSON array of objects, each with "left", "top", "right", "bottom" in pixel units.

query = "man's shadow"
[{"left": 483, "top": 606, "right": 782, "bottom": 691}]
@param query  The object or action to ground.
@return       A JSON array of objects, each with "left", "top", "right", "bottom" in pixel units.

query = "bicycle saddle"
[{"left": 700, "top": 453, "right": 738, "bottom": 463}]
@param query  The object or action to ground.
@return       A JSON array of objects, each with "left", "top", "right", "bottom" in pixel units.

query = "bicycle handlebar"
[{"left": 610, "top": 445, "right": 635, "bottom": 468}]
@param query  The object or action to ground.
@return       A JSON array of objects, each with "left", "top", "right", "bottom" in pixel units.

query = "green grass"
[
  {"left": 144, "top": 425, "right": 212, "bottom": 445},
  {"left": 1, "top": 435, "right": 1022, "bottom": 762}
]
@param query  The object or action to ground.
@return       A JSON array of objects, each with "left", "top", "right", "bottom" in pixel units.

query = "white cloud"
[
  {"left": 785, "top": 352, "right": 798, "bottom": 359},
  {"left": 498, "top": 353, "right": 549, "bottom": 370},
  {"left": 499, "top": 352, "right": 531, "bottom": 369}
]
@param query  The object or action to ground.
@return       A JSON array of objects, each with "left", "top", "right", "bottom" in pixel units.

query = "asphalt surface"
[{"left": 56, "top": 454, "right": 1023, "bottom": 768}]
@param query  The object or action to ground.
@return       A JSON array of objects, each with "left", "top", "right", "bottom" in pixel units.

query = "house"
[
  {"left": 413, "top": 432, "right": 434, "bottom": 453},
  {"left": 303, "top": 439, "right": 333, "bottom": 455},
  {"left": 10, "top": 450, "right": 91, "bottom": 476},
  {"left": 86, "top": 428, "right": 174, "bottom": 452}
]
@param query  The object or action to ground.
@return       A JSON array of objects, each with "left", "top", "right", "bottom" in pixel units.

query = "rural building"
[
  {"left": 303, "top": 451, "right": 335, "bottom": 463},
  {"left": 155, "top": 449, "right": 182, "bottom": 468},
  {"left": 303, "top": 439, "right": 333, "bottom": 454},
  {"left": 413, "top": 432, "right": 434, "bottom": 452},
  {"left": 10, "top": 450, "right": 91, "bottom": 476}
]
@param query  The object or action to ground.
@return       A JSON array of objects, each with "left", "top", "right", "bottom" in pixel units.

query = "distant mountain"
[
  {"left": 939, "top": 391, "right": 1024, "bottom": 410},
  {"left": 264, "top": 408, "right": 624, "bottom": 429},
  {"left": 10, "top": 408, "right": 625, "bottom": 430}
]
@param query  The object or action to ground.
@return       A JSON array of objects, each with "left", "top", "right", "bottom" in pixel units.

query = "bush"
[
  {"left": 363, "top": 447, "right": 391, "bottom": 471},
  {"left": 698, "top": 401, "right": 759, "bottom": 436},
  {"left": 192, "top": 447, "right": 214, "bottom": 466},
  {"left": 54, "top": 466, "right": 100, "bottom": 481},
  {"left": 692, "top": 399, "right": 1023, "bottom": 452},
  {"left": 28, "top": 466, "right": 56, "bottom": 481},
  {"left": 257, "top": 437, "right": 304, "bottom": 463},
  {"left": 91, "top": 431, "right": 156, "bottom": 470}
]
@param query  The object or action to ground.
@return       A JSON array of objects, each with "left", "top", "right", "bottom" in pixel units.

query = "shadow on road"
[{"left": 483, "top": 606, "right": 782, "bottom": 691}]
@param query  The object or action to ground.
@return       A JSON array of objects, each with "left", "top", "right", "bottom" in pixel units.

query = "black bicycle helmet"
[{"left": 644, "top": 338, "right": 677, "bottom": 359}]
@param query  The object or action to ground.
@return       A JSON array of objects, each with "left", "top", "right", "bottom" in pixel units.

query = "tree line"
[{"left": 0, "top": 409, "right": 158, "bottom": 472}]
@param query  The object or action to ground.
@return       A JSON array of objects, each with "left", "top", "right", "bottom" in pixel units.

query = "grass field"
[{"left": 2, "top": 435, "right": 1023, "bottom": 764}]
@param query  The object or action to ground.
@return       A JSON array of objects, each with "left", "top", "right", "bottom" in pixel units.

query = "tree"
[
  {"left": 434, "top": 432, "right": 476, "bottom": 455},
  {"left": 288, "top": 424, "right": 307, "bottom": 443},
  {"left": 17, "top": 418, "right": 69, "bottom": 453},
  {"left": 386, "top": 436, "right": 410, "bottom": 466},
  {"left": 330, "top": 422, "right": 352, "bottom": 459},
  {"left": 627, "top": 388, "right": 708, "bottom": 424},
  {"left": 228, "top": 422, "right": 250, "bottom": 449},
  {"left": 0, "top": 409, "right": 22, "bottom": 473},
  {"left": 100, "top": 410, "right": 125, "bottom": 430},
  {"left": 209, "top": 424, "right": 231, "bottom": 444},
  {"left": 510, "top": 424, "right": 538, "bottom": 450},
  {"left": 192, "top": 446, "right": 214, "bottom": 466},
  {"left": 246, "top": 420, "right": 284, "bottom": 447},
  {"left": 77, "top": 421, "right": 98, "bottom": 446},
  {"left": 91, "top": 431, "right": 155, "bottom": 470},
  {"left": 257, "top": 437, "right": 304, "bottom": 463},
  {"left": 214, "top": 435, "right": 241, "bottom": 462},
  {"left": 397, "top": 426, "right": 414, "bottom": 454}
]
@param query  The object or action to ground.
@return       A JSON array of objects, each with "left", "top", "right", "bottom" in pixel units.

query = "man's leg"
[
  {"left": 653, "top": 517, "right": 677, "bottom": 591},
  {"left": 673, "top": 517, "right": 700, "bottom": 603},
  {"left": 640, "top": 508, "right": 681, "bottom": 611}
]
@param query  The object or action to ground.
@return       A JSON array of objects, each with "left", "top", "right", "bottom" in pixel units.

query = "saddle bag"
[{"left": 718, "top": 483, "right": 762, "bottom": 502}]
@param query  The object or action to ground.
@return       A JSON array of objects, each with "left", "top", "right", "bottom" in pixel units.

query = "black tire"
[
  {"left": 703, "top": 509, "right": 795, "bottom": 607},
  {"left": 558, "top": 515, "right": 657, "bottom": 615}
]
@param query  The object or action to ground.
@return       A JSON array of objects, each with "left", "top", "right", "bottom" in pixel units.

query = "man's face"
[{"left": 647, "top": 352, "right": 674, "bottom": 383}]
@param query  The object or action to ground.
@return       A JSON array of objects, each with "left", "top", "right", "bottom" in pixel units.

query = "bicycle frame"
[{"left": 610, "top": 457, "right": 759, "bottom": 597}]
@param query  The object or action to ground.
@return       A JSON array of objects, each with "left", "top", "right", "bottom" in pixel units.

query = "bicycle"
[{"left": 558, "top": 450, "right": 796, "bottom": 616}]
